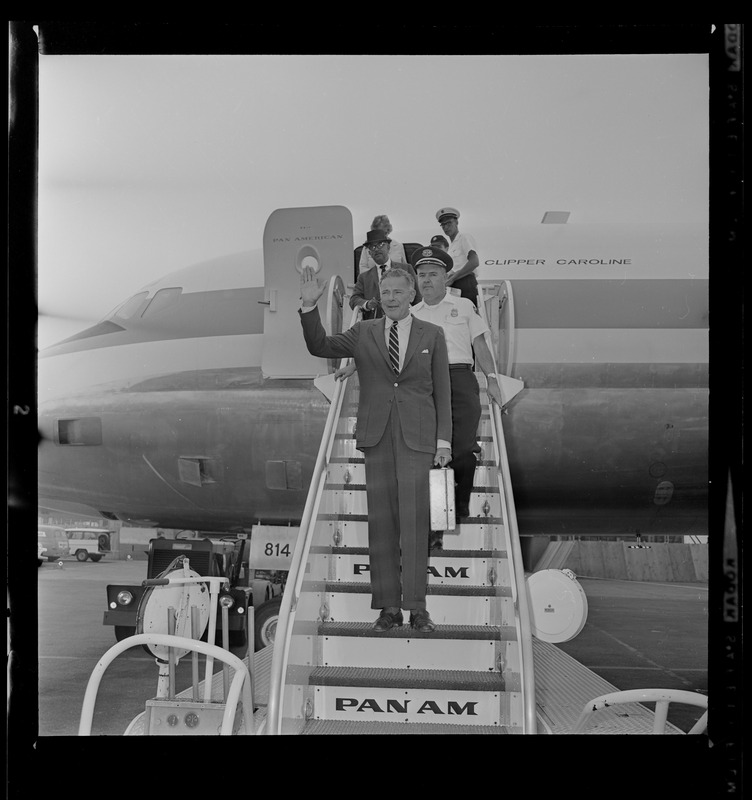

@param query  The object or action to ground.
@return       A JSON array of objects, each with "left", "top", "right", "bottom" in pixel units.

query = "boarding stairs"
[{"left": 264, "top": 287, "right": 537, "bottom": 735}]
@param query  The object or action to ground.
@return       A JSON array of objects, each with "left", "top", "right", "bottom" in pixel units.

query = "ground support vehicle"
[
  {"left": 37, "top": 524, "right": 70, "bottom": 561},
  {"left": 103, "top": 535, "right": 284, "bottom": 655},
  {"left": 65, "top": 527, "right": 112, "bottom": 562}
]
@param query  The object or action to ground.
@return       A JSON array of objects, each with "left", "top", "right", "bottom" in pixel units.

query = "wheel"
[
  {"left": 89, "top": 554, "right": 102, "bottom": 562},
  {"left": 114, "top": 626, "right": 136, "bottom": 642},
  {"left": 75, "top": 550, "right": 89, "bottom": 562},
  {"left": 254, "top": 597, "right": 281, "bottom": 651}
]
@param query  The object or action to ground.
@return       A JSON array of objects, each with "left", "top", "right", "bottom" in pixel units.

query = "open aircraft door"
[
  {"left": 262, "top": 206, "right": 353, "bottom": 378},
  {"left": 484, "top": 279, "right": 517, "bottom": 375}
]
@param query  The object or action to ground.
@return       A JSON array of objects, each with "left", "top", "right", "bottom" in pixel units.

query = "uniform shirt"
[
  {"left": 446, "top": 231, "right": 478, "bottom": 278},
  {"left": 411, "top": 292, "right": 489, "bottom": 365}
]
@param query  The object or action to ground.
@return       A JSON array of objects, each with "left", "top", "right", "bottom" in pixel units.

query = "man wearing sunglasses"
[{"left": 350, "top": 229, "right": 421, "bottom": 320}]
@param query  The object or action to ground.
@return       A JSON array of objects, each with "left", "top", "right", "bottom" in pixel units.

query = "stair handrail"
[
  {"left": 488, "top": 400, "right": 537, "bottom": 733},
  {"left": 79, "top": 633, "right": 254, "bottom": 736},
  {"left": 265, "top": 299, "right": 362, "bottom": 735},
  {"left": 478, "top": 285, "right": 537, "bottom": 733}
]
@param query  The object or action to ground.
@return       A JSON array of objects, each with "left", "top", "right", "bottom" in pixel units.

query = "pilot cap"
[
  {"left": 436, "top": 207, "right": 460, "bottom": 223},
  {"left": 411, "top": 246, "right": 454, "bottom": 271}
]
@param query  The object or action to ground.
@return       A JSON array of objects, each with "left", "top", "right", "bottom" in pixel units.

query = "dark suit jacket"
[
  {"left": 300, "top": 307, "right": 452, "bottom": 453},
  {"left": 349, "top": 261, "right": 421, "bottom": 320}
]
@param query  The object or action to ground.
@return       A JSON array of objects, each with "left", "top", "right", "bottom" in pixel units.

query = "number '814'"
[{"left": 264, "top": 542, "right": 291, "bottom": 557}]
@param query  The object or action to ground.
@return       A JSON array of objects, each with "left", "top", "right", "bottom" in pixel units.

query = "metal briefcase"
[{"left": 429, "top": 467, "right": 456, "bottom": 531}]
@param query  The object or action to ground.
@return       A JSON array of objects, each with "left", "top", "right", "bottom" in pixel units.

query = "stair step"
[
  {"left": 325, "top": 581, "right": 511, "bottom": 597},
  {"left": 323, "top": 551, "right": 511, "bottom": 587},
  {"left": 309, "top": 667, "right": 518, "bottom": 727},
  {"left": 320, "top": 489, "right": 502, "bottom": 518},
  {"left": 324, "top": 586, "right": 513, "bottom": 627},
  {"left": 314, "top": 518, "right": 503, "bottom": 550},
  {"left": 318, "top": 622, "right": 518, "bottom": 671},
  {"left": 326, "top": 462, "right": 502, "bottom": 490},
  {"left": 310, "top": 666, "right": 505, "bottom": 691},
  {"left": 302, "top": 719, "right": 510, "bottom": 734},
  {"left": 329, "top": 546, "right": 507, "bottom": 558},
  {"left": 319, "top": 621, "right": 517, "bottom": 640}
]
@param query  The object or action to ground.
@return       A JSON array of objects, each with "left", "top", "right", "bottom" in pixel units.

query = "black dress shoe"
[
  {"left": 373, "top": 609, "right": 403, "bottom": 631},
  {"left": 409, "top": 610, "right": 436, "bottom": 632}
]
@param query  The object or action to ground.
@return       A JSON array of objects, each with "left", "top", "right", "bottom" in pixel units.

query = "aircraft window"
[
  {"left": 113, "top": 292, "right": 149, "bottom": 320},
  {"left": 66, "top": 530, "right": 98, "bottom": 540},
  {"left": 57, "top": 417, "right": 102, "bottom": 446},
  {"left": 139, "top": 287, "right": 182, "bottom": 318}
]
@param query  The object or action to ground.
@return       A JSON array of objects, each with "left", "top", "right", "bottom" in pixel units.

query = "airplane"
[{"left": 37, "top": 205, "right": 709, "bottom": 567}]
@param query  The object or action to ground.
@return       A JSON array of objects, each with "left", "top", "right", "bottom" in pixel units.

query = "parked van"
[
  {"left": 65, "top": 527, "right": 111, "bottom": 562},
  {"left": 37, "top": 525, "right": 70, "bottom": 561}
]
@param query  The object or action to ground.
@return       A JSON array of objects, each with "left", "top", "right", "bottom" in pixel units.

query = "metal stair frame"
[
  {"left": 265, "top": 304, "right": 362, "bottom": 734},
  {"left": 266, "top": 282, "right": 536, "bottom": 734}
]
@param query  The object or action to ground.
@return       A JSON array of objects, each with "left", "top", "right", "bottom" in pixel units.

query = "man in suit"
[
  {"left": 350, "top": 229, "right": 421, "bottom": 320},
  {"left": 300, "top": 265, "right": 451, "bottom": 632}
]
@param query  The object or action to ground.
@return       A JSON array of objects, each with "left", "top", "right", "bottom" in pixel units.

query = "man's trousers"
[
  {"left": 449, "top": 366, "right": 481, "bottom": 511},
  {"left": 363, "top": 406, "right": 433, "bottom": 611}
]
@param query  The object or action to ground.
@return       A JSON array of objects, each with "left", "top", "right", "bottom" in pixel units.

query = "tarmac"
[{"left": 30, "top": 558, "right": 708, "bottom": 737}]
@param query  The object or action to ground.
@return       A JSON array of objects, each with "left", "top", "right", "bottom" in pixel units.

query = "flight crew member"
[
  {"left": 430, "top": 234, "right": 449, "bottom": 252},
  {"left": 300, "top": 266, "right": 452, "bottom": 632},
  {"left": 410, "top": 246, "right": 504, "bottom": 550},
  {"left": 435, "top": 207, "right": 480, "bottom": 307},
  {"left": 350, "top": 229, "right": 420, "bottom": 320}
]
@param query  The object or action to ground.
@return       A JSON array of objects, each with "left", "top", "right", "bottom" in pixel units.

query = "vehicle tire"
[
  {"left": 254, "top": 597, "right": 281, "bottom": 651},
  {"left": 75, "top": 550, "right": 88, "bottom": 562},
  {"left": 89, "top": 555, "right": 102, "bottom": 562},
  {"left": 114, "top": 626, "right": 136, "bottom": 642}
]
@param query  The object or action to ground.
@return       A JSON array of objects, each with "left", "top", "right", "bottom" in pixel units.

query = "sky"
[{"left": 36, "top": 52, "right": 709, "bottom": 348}]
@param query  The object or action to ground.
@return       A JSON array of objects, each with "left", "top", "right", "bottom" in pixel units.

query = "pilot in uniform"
[
  {"left": 435, "top": 207, "right": 480, "bottom": 307},
  {"left": 410, "top": 246, "right": 504, "bottom": 548}
]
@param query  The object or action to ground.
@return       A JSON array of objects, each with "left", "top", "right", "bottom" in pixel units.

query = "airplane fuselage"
[{"left": 38, "top": 219, "right": 708, "bottom": 537}]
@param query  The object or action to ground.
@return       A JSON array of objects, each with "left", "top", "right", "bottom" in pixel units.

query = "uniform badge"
[
  {"left": 450, "top": 308, "right": 459, "bottom": 317},
  {"left": 422, "top": 249, "right": 432, "bottom": 257}
]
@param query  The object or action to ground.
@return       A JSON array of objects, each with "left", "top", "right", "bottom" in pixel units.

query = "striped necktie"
[{"left": 388, "top": 321, "right": 400, "bottom": 373}]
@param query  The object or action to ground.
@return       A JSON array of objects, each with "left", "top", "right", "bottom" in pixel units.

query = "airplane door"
[
  {"left": 262, "top": 206, "right": 354, "bottom": 378},
  {"left": 485, "top": 280, "right": 517, "bottom": 375},
  {"left": 497, "top": 280, "right": 517, "bottom": 374}
]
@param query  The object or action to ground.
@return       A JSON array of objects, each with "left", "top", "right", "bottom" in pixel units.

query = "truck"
[
  {"left": 65, "top": 526, "right": 112, "bottom": 562},
  {"left": 103, "top": 535, "right": 284, "bottom": 656}
]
